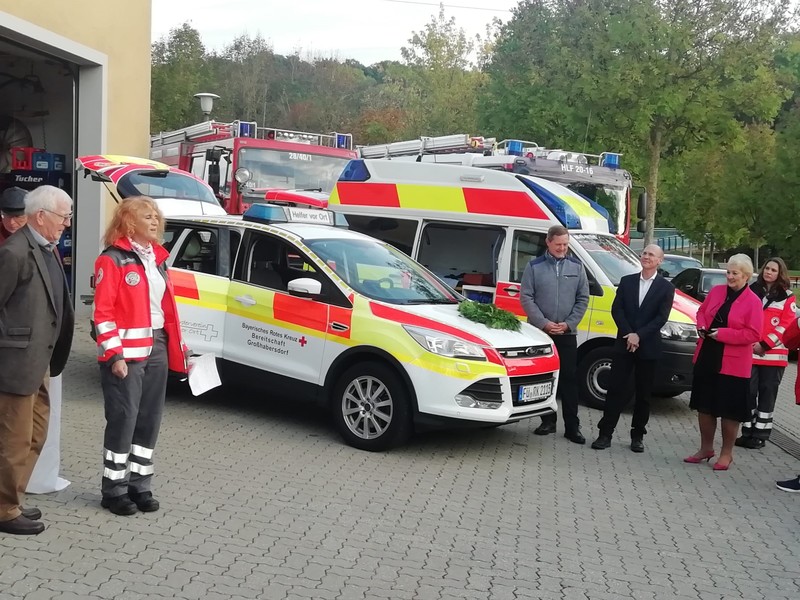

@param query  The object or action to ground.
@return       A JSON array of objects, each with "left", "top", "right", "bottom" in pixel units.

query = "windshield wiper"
[{"left": 402, "top": 298, "right": 458, "bottom": 305}]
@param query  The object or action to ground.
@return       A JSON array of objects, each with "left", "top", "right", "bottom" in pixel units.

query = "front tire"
[
  {"left": 331, "top": 361, "right": 411, "bottom": 451},
  {"left": 577, "top": 347, "right": 614, "bottom": 409}
]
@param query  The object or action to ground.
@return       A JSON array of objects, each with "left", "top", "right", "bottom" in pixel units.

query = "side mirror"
[
  {"left": 205, "top": 148, "right": 223, "bottom": 162},
  {"left": 636, "top": 219, "right": 647, "bottom": 234},
  {"left": 589, "top": 279, "right": 604, "bottom": 297},
  {"left": 208, "top": 163, "right": 220, "bottom": 195},
  {"left": 288, "top": 277, "right": 322, "bottom": 298},
  {"left": 637, "top": 191, "right": 648, "bottom": 220}
]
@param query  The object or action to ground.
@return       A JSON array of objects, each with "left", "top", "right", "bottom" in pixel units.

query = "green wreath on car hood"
[{"left": 458, "top": 301, "right": 521, "bottom": 332}]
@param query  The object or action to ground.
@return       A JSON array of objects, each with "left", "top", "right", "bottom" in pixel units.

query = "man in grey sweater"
[{"left": 521, "top": 225, "right": 590, "bottom": 444}]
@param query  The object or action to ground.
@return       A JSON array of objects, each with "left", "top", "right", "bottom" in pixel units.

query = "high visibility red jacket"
[
  {"left": 781, "top": 317, "right": 800, "bottom": 405},
  {"left": 750, "top": 284, "right": 796, "bottom": 367},
  {"left": 93, "top": 238, "right": 187, "bottom": 373}
]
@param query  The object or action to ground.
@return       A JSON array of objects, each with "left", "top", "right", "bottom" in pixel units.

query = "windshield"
[
  {"left": 238, "top": 148, "right": 350, "bottom": 194},
  {"left": 304, "top": 237, "right": 460, "bottom": 305},
  {"left": 572, "top": 233, "right": 641, "bottom": 285},
  {"left": 569, "top": 184, "right": 627, "bottom": 236},
  {"left": 118, "top": 171, "right": 219, "bottom": 204}
]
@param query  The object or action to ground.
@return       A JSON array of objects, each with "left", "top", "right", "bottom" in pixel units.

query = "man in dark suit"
[
  {"left": 591, "top": 244, "right": 675, "bottom": 453},
  {"left": 0, "top": 185, "right": 74, "bottom": 535}
]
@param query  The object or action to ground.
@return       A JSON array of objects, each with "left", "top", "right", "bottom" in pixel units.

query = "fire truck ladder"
[
  {"left": 358, "top": 134, "right": 497, "bottom": 159},
  {"left": 151, "top": 120, "right": 353, "bottom": 150},
  {"left": 358, "top": 133, "right": 621, "bottom": 168}
]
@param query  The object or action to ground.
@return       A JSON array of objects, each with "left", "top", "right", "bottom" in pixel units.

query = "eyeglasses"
[
  {"left": 1, "top": 213, "right": 27, "bottom": 222},
  {"left": 41, "top": 209, "right": 73, "bottom": 223}
]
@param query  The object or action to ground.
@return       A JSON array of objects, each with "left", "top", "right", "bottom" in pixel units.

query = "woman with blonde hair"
[
  {"left": 93, "top": 197, "right": 188, "bottom": 515},
  {"left": 684, "top": 254, "right": 762, "bottom": 471}
]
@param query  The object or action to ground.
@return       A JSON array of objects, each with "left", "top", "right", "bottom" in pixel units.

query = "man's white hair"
[{"left": 24, "top": 185, "right": 73, "bottom": 217}]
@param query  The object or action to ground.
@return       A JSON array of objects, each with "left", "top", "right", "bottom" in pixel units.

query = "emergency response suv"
[{"left": 164, "top": 202, "right": 560, "bottom": 451}]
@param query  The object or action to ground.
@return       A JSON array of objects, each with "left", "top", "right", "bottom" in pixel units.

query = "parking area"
[{"left": 1, "top": 322, "right": 800, "bottom": 600}]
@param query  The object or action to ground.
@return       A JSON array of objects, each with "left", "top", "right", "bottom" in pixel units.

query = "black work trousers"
[
  {"left": 100, "top": 330, "right": 168, "bottom": 499},
  {"left": 541, "top": 334, "right": 580, "bottom": 432},
  {"left": 597, "top": 349, "right": 656, "bottom": 439},
  {"left": 741, "top": 364, "right": 784, "bottom": 441}
]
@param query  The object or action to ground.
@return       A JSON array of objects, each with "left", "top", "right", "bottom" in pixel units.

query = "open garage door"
[{"left": 0, "top": 38, "right": 76, "bottom": 288}]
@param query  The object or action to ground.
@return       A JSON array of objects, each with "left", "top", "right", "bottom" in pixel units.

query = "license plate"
[{"left": 518, "top": 381, "right": 553, "bottom": 403}]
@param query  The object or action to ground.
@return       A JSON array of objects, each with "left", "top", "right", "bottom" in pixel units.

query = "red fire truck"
[{"left": 150, "top": 120, "right": 358, "bottom": 214}]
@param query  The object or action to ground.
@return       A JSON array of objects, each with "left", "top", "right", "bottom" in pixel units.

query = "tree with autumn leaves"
[{"left": 151, "top": 1, "right": 800, "bottom": 261}]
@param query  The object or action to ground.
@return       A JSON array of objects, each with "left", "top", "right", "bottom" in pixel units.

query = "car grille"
[
  {"left": 460, "top": 378, "right": 502, "bottom": 404},
  {"left": 496, "top": 344, "right": 552, "bottom": 359},
  {"left": 510, "top": 373, "right": 556, "bottom": 406}
]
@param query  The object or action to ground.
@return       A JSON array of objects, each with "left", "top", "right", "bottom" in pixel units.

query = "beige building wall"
[{"left": 0, "top": 0, "right": 152, "bottom": 156}]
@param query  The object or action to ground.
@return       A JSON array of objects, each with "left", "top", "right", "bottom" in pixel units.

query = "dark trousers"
[
  {"left": 0, "top": 376, "right": 50, "bottom": 521},
  {"left": 597, "top": 350, "right": 656, "bottom": 439},
  {"left": 541, "top": 335, "right": 579, "bottom": 432},
  {"left": 100, "top": 330, "right": 168, "bottom": 498},
  {"left": 741, "top": 364, "right": 784, "bottom": 441}
]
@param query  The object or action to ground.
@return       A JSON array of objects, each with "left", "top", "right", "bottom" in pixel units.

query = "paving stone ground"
[{"left": 2, "top": 321, "right": 800, "bottom": 599}]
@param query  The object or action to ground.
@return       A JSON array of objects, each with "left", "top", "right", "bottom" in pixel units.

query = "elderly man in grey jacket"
[{"left": 521, "top": 225, "right": 589, "bottom": 444}]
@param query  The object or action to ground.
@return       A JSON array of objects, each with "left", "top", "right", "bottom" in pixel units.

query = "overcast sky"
[{"left": 151, "top": 0, "right": 521, "bottom": 64}]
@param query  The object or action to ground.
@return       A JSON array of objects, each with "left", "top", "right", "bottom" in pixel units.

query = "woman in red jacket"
[
  {"left": 776, "top": 317, "right": 800, "bottom": 492},
  {"left": 684, "top": 254, "right": 763, "bottom": 471},
  {"left": 735, "top": 258, "right": 795, "bottom": 449},
  {"left": 93, "top": 196, "right": 187, "bottom": 515}
]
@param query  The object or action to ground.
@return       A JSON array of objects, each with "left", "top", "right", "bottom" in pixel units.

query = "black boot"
[
  {"left": 101, "top": 494, "right": 138, "bottom": 516},
  {"left": 129, "top": 491, "right": 160, "bottom": 512},
  {"left": 591, "top": 434, "right": 612, "bottom": 450}
]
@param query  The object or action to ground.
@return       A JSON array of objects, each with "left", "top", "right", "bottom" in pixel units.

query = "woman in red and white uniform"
[
  {"left": 736, "top": 257, "right": 795, "bottom": 449},
  {"left": 93, "top": 196, "right": 187, "bottom": 515}
]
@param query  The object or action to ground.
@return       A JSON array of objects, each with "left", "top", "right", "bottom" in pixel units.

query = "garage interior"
[{"left": 0, "top": 37, "right": 76, "bottom": 288}]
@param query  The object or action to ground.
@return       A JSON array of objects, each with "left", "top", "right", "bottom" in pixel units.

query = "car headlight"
[
  {"left": 660, "top": 321, "right": 698, "bottom": 342},
  {"left": 403, "top": 325, "right": 486, "bottom": 360}
]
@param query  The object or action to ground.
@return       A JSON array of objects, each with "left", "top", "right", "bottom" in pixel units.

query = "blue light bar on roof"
[
  {"left": 519, "top": 179, "right": 582, "bottom": 229},
  {"left": 338, "top": 159, "right": 371, "bottom": 182},
  {"left": 244, "top": 203, "right": 336, "bottom": 226},
  {"left": 507, "top": 140, "right": 524, "bottom": 157},
  {"left": 600, "top": 153, "right": 621, "bottom": 169}
]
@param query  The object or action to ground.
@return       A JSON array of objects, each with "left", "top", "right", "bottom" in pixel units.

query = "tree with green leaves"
[
  {"left": 481, "top": 0, "right": 790, "bottom": 245},
  {"left": 399, "top": 5, "right": 485, "bottom": 136},
  {"left": 150, "top": 23, "right": 210, "bottom": 132}
]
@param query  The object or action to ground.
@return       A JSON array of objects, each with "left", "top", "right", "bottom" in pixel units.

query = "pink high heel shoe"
[
  {"left": 684, "top": 451, "right": 715, "bottom": 464},
  {"left": 713, "top": 458, "right": 733, "bottom": 471}
]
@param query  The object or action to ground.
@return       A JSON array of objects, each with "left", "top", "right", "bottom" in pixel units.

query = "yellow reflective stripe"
[
  {"left": 558, "top": 193, "right": 599, "bottom": 217},
  {"left": 397, "top": 183, "right": 466, "bottom": 212}
]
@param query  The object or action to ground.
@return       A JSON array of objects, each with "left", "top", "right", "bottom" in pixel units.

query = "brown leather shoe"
[
  {"left": 0, "top": 515, "right": 45, "bottom": 535},
  {"left": 21, "top": 507, "right": 42, "bottom": 520}
]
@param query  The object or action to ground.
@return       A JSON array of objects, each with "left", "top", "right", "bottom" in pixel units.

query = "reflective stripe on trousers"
[{"left": 100, "top": 329, "right": 169, "bottom": 498}]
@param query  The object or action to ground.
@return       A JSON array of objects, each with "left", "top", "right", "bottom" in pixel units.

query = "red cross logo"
[{"left": 299, "top": 336, "right": 307, "bottom": 347}]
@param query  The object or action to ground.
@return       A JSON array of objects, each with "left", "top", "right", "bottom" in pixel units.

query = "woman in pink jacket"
[{"left": 684, "top": 254, "right": 763, "bottom": 471}]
